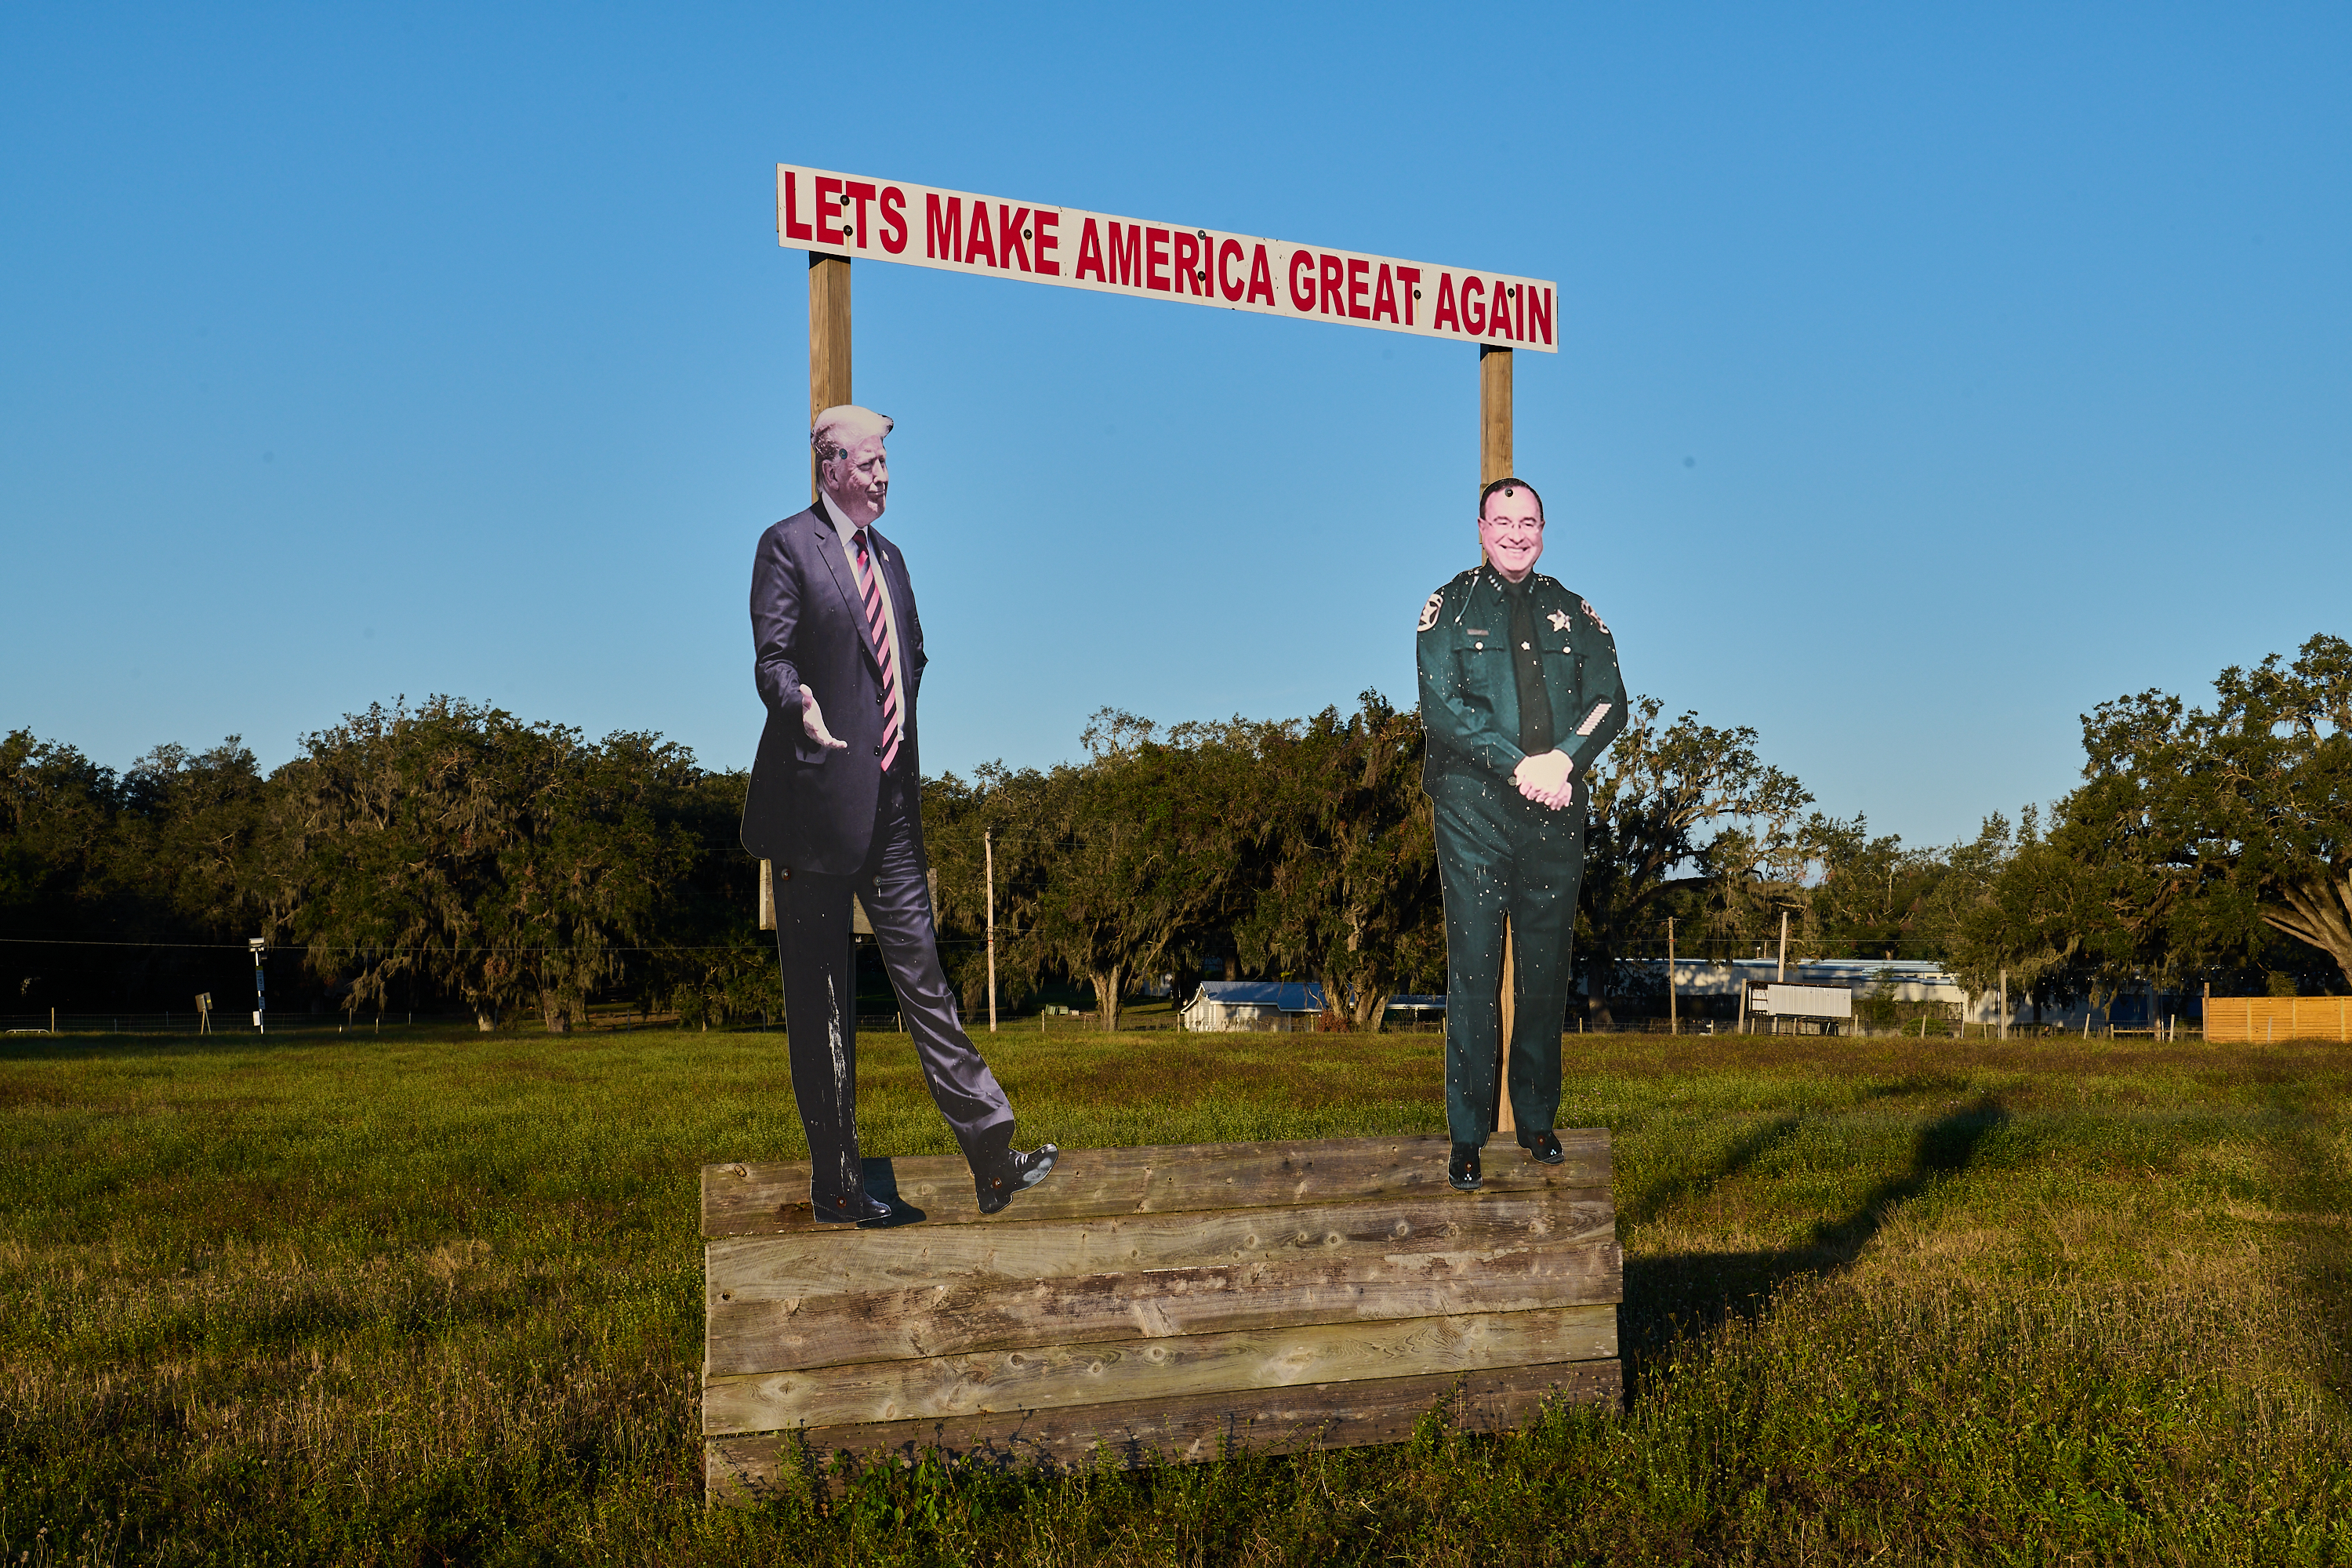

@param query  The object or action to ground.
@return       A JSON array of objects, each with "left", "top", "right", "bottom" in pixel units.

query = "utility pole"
[
  {"left": 249, "top": 937, "right": 267, "bottom": 1036},
  {"left": 1999, "top": 967, "right": 2009, "bottom": 1040},
  {"left": 1776, "top": 910, "right": 1789, "bottom": 982},
  {"left": 985, "top": 827, "right": 997, "bottom": 1034}
]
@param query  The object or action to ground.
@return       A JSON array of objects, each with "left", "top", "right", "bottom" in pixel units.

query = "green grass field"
[{"left": 3, "top": 1022, "right": 2349, "bottom": 1566}]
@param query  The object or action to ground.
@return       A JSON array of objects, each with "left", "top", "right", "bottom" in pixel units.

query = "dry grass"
[{"left": 0, "top": 1025, "right": 2347, "bottom": 1564}]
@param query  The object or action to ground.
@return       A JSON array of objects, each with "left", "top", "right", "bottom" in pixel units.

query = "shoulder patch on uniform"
[
  {"left": 1417, "top": 590, "right": 1444, "bottom": 632},
  {"left": 1580, "top": 597, "right": 1610, "bottom": 635}
]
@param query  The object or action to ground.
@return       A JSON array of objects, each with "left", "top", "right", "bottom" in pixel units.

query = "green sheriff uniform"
[{"left": 1417, "top": 564, "right": 1628, "bottom": 1146}]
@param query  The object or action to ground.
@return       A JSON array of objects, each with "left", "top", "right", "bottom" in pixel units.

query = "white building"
[
  {"left": 1180, "top": 980, "right": 1325, "bottom": 1032},
  {"left": 1622, "top": 958, "right": 2045, "bottom": 1028}
]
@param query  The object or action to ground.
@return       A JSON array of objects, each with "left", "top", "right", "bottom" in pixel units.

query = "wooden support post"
[
  {"left": 762, "top": 249, "right": 856, "bottom": 926},
  {"left": 1666, "top": 917, "right": 1676, "bottom": 1036},
  {"left": 1479, "top": 345, "right": 1513, "bottom": 502},
  {"left": 1482, "top": 345, "right": 1517, "bottom": 1127},
  {"left": 985, "top": 828, "right": 998, "bottom": 1034},
  {"left": 808, "top": 250, "right": 853, "bottom": 494}
]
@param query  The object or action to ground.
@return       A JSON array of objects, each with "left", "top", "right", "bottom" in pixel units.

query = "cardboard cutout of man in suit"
[{"left": 741, "top": 405, "right": 1058, "bottom": 1225}]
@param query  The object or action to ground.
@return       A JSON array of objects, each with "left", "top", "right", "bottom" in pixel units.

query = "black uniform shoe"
[
  {"left": 1447, "top": 1143, "right": 1483, "bottom": 1192},
  {"left": 1516, "top": 1130, "right": 1566, "bottom": 1165},
  {"left": 975, "top": 1143, "right": 1059, "bottom": 1215},
  {"left": 811, "top": 1190, "right": 894, "bottom": 1226}
]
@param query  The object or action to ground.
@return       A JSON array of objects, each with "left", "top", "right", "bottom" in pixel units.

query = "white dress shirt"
[{"left": 815, "top": 492, "right": 909, "bottom": 723}]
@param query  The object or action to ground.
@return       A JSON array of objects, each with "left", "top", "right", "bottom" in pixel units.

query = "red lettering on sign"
[
  {"left": 1247, "top": 245, "right": 1276, "bottom": 306},
  {"left": 1218, "top": 238, "right": 1245, "bottom": 301},
  {"left": 1396, "top": 267, "right": 1421, "bottom": 325},
  {"left": 1033, "top": 210, "right": 1060, "bottom": 275},
  {"left": 815, "top": 176, "right": 844, "bottom": 246},
  {"left": 1287, "top": 250, "right": 1316, "bottom": 312},
  {"left": 878, "top": 187, "right": 907, "bottom": 253},
  {"left": 1319, "top": 253, "right": 1345, "bottom": 316},
  {"left": 1509, "top": 282, "right": 1523, "bottom": 340},
  {"left": 1461, "top": 276, "right": 1486, "bottom": 335},
  {"left": 925, "top": 194, "right": 962, "bottom": 261},
  {"left": 1076, "top": 218, "right": 1107, "bottom": 282},
  {"left": 1172, "top": 231, "right": 1200, "bottom": 296},
  {"left": 1145, "top": 227, "right": 1171, "bottom": 291},
  {"left": 998, "top": 205, "right": 1032, "bottom": 271},
  {"left": 844, "top": 182, "right": 876, "bottom": 249},
  {"left": 782, "top": 171, "right": 814, "bottom": 241},
  {"left": 1486, "top": 279, "right": 1512, "bottom": 340},
  {"left": 1109, "top": 223, "right": 1141, "bottom": 286},
  {"left": 964, "top": 205, "right": 997, "bottom": 267},
  {"left": 1432, "top": 273, "right": 1460, "bottom": 332},
  {"left": 1526, "top": 285, "right": 1552, "bottom": 345},
  {"left": 1371, "top": 263, "right": 1399, "bottom": 324},
  {"left": 1346, "top": 257, "right": 1371, "bottom": 320}
]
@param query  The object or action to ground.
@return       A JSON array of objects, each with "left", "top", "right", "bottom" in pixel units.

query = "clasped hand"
[
  {"left": 800, "top": 686, "right": 850, "bottom": 752},
  {"left": 1512, "top": 750, "right": 1575, "bottom": 809}
]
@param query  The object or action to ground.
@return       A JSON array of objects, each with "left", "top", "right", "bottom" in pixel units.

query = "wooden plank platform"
[{"left": 702, "top": 1132, "right": 1620, "bottom": 1494}]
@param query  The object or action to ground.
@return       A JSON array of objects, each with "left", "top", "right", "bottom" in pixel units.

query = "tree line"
[{"left": 5, "top": 633, "right": 2343, "bottom": 1029}]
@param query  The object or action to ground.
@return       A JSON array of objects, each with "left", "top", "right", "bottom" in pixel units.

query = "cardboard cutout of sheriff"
[{"left": 1416, "top": 477, "right": 1627, "bottom": 1192}]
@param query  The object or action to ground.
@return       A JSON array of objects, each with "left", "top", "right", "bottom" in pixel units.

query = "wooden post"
[
  {"left": 985, "top": 828, "right": 998, "bottom": 1034},
  {"left": 808, "top": 251, "right": 853, "bottom": 492},
  {"left": 1776, "top": 910, "right": 1788, "bottom": 982},
  {"left": 1482, "top": 345, "right": 1517, "bottom": 1130},
  {"left": 1998, "top": 967, "right": 2008, "bottom": 1040},
  {"left": 1666, "top": 917, "right": 1676, "bottom": 1036},
  {"left": 761, "top": 249, "right": 856, "bottom": 924},
  {"left": 1479, "top": 346, "right": 1512, "bottom": 503}
]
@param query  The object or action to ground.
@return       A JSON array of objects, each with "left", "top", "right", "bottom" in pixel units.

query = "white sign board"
[
  {"left": 1764, "top": 984, "right": 1853, "bottom": 1021},
  {"left": 778, "top": 164, "right": 1559, "bottom": 354}
]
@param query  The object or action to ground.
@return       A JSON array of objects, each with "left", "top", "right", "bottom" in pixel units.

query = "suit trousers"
[
  {"left": 1432, "top": 769, "right": 1588, "bottom": 1146},
  {"left": 775, "top": 768, "right": 1014, "bottom": 1215}
]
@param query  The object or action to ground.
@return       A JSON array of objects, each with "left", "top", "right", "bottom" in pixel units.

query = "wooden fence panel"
[
  {"left": 702, "top": 1133, "right": 1621, "bottom": 1494},
  {"left": 2205, "top": 996, "right": 2352, "bottom": 1042}
]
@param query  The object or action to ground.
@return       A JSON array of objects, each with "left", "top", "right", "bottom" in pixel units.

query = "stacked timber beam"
[{"left": 701, "top": 1132, "right": 1621, "bottom": 1500}]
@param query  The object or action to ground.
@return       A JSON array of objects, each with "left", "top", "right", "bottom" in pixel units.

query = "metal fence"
[{"left": 0, "top": 1011, "right": 499, "bottom": 1037}]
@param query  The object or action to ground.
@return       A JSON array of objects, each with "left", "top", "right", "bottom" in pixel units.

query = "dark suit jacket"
[{"left": 740, "top": 503, "right": 927, "bottom": 875}]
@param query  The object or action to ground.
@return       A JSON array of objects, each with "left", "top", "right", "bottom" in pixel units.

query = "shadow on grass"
[
  {"left": 1617, "top": 1114, "right": 1805, "bottom": 1229},
  {"left": 2252, "top": 1087, "right": 2352, "bottom": 1403},
  {"left": 1621, "top": 1094, "right": 2009, "bottom": 1399}
]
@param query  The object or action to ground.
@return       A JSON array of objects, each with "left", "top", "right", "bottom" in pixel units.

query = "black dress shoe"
[
  {"left": 811, "top": 1191, "right": 893, "bottom": 1226},
  {"left": 1447, "top": 1143, "right": 1483, "bottom": 1192},
  {"left": 975, "top": 1143, "right": 1059, "bottom": 1215},
  {"left": 1516, "top": 1130, "right": 1565, "bottom": 1165}
]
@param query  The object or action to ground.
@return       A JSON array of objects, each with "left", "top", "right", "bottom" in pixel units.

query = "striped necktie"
[{"left": 851, "top": 528, "right": 902, "bottom": 773}]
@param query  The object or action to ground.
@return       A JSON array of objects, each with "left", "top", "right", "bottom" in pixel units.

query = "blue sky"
[{"left": 4, "top": 3, "right": 2346, "bottom": 851}]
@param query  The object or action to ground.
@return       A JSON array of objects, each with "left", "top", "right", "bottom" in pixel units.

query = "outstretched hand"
[
  {"left": 1512, "top": 750, "right": 1575, "bottom": 810},
  {"left": 800, "top": 686, "right": 850, "bottom": 751}
]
